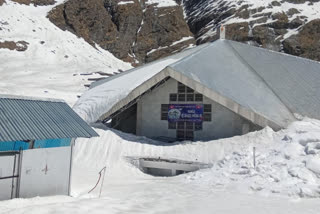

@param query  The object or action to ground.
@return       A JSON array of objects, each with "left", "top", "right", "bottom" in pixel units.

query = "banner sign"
[{"left": 168, "top": 104, "right": 203, "bottom": 122}]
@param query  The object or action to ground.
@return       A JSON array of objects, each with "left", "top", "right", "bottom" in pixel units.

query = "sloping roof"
[
  {"left": 73, "top": 44, "right": 209, "bottom": 123},
  {"left": 0, "top": 95, "right": 99, "bottom": 142},
  {"left": 73, "top": 39, "right": 320, "bottom": 129}
]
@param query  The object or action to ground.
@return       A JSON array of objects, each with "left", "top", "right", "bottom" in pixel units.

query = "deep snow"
[
  {"left": 0, "top": 0, "right": 320, "bottom": 213},
  {"left": 0, "top": 0, "right": 131, "bottom": 105},
  {"left": 1, "top": 119, "right": 320, "bottom": 213}
]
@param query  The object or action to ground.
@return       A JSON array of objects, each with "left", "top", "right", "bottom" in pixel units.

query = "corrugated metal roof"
[{"left": 0, "top": 96, "right": 99, "bottom": 142}]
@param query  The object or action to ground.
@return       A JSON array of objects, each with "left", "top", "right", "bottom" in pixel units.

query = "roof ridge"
[
  {"left": 0, "top": 94, "right": 65, "bottom": 103},
  {"left": 225, "top": 40, "right": 296, "bottom": 120},
  {"left": 227, "top": 39, "right": 320, "bottom": 65},
  {"left": 168, "top": 42, "right": 213, "bottom": 68}
]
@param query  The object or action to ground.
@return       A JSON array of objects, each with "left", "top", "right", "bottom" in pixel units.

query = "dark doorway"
[{"left": 111, "top": 104, "right": 137, "bottom": 134}]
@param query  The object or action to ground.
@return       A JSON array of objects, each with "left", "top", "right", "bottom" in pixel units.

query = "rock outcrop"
[
  {"left": 11, "top": 0, "right": 56, "bottom": 6},
  {"left": 48, "top": 0, "right": 195, "bottom": 65},
  {"left": 181, "top": 0, "right": 320, "bottom": 61},
  {"left": 283, "top": 19, "right": 320, "bottom": 61},
  {"left": 0, "top": 41, "right": 29, "bottom": 51},
  {"left": 0, "top": 0, "right": 5, "bottom": 6}
]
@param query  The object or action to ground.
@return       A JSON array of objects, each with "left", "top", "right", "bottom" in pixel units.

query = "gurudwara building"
[{"left": 74, "top": 39, "right": 320, "bottom": 142}]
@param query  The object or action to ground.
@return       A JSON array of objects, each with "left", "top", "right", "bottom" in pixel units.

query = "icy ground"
[{"left": 1, "top": 118, "right": 320, "bottom": 213}]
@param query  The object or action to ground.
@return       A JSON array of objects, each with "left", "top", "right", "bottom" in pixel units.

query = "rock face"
[
  {"left": 0, "top": 0, "right": 5, "bottom": 6},
  {"left": 11, "top": 0, "right": 56, "bottom": 6},
  {"left": 283, "top": 19, "right": 320, "bottom": 61},
  {"left": 0, "top": 41, "right": 29, "bottom": 51},
  {"left": 48, "top": 0, "right": 195, "bottom": 65},
  {"left": 181, "top": 0, "right": 320, "bottom": 62}
]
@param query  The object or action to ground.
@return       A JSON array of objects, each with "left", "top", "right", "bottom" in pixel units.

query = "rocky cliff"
[
  {"left": 181, "top": 0, "right": 320, "bottom": 62},
  {"left": 48, "top": 0, "right": 195, "bottom": 65}
]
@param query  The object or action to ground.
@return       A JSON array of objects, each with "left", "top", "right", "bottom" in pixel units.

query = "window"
[
  {"left": 195, "top": 94, "right": 203, "bottom": 102},
  {"left": 168, "top": 122, "right": 176, "bottom": 129},
  {"left": 185, "top": 131, "right": 194, "bottom": 140},
  {"left": 204, "top": 104, "right": 212, "bottom": 113},
  {"left": 178, "top": 94, "right": 186, "bottom": 102},
  {"left": 161, "top": 104, "right": 168, "bottom": 120},
  {"left": 186, "top": 94, "right": 194, "bottom": 101},
  {"left": 170, "top": 94, "right": 177, "bottom": 102},
  {"left": 177, "top": 121, "right": 185, "bottom": 130},
  {"left": 178, "top": 82, "right": 186, "bottom": 93},
  {"left": 186, "top": 87, "right": 194, "bottom": 93},
  {"left": 176, "top": 122, "right": 195, "bottom": 141},
  {"left": 203, "top": 104, "right": 212, "bottom": 122},
  {"left": 186, "top": 122, "right": 194, "bottom": 130},
  {"left": 161, "top": 113, "right": 168, "bottom": 120}
]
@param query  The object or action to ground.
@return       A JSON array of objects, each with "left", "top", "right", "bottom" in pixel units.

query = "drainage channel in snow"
[{"left": 128, "top": 157, "right": 212, "bottom": 177}]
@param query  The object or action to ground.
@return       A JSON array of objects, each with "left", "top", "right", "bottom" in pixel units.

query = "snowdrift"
[{"left": 74, "top": 118, "right": 320, "bottom": 198}]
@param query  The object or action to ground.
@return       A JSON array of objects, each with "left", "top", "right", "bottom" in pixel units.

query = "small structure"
[
  {"left": 0, "top": 95, "right": 98, "bottom": 201},
  {"left": 139, "top": 157, "right": 212, "bottom": 177},
  {"left": 74, "top": 39, "right": 320, "bottom": 142}
]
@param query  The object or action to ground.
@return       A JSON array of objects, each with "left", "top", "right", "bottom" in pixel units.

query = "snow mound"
[
  {"left": 74, "top": 118, "right": 320, "bottom": 198},
  {"left": 0, "top": 0, "right": 131, "bottom": 105},
  {"left": 185, "top": 118, "right": 320, "bottom": 198}
]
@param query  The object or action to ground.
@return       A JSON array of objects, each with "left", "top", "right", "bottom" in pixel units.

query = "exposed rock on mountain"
[
  {"left": 181, "top": 0, "right": 320, "bottom": 61},
  {"left": 48, "top": 0, "right": 195, "bottom": 65},
  {"left": 0, "top": 40, "right": 29, "bottom": 51},
  {"left": 11, "top": 0, "right": 56, "bottom": 6},
  {"left": 0, "top": 0, "right": 6, "bottom": 6},
  {"left": 283, "top": 19, "right": 320, "bottom": 61}
]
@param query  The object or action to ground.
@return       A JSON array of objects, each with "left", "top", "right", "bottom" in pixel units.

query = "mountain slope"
[
  {"left": 48, "top": 0, "right": 195, "bottom": 65},
  {"left": 0, "top": 0, "right": 131, "bottom": 105},
  {"left": 182, "top": 0, "right": 320, "bottom": 61}
]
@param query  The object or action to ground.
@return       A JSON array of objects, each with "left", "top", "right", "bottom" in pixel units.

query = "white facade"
[{"left": 134, "top": 78, "right": 260, "bottom": 141}]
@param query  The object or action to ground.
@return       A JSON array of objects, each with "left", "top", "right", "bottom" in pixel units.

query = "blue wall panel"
[
  {"left": 34, "top": 138, "right": 71, "bottom": 149},
  {"left": 0, "top": 141, "right": 29, "bottom": 151},
  {"left": 0, "top": 138, "right": 71, "bottom": 151}
]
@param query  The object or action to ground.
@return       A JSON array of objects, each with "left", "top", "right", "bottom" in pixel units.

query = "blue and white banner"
[{"left": 168, "top": 104, "right": 203, "bottom": 122}]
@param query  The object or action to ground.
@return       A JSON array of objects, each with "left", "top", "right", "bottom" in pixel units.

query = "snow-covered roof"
[{"left": 74, "top": 40, "right": 320, "bottom": 129}]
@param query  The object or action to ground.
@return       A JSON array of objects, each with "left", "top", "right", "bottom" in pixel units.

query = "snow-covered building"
[
  {"left": 74, "top": 39, "right": 320, "bottom": 142},
  {"left": 0, "top": 95, "right": 98, "bottom": 200}
]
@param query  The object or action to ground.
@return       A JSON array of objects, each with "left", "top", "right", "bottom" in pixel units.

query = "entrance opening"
[
  {"left": 111, "top": 104, "right": 137, "bottom": 134},
  {"left": 137, "top": 157, "right": 212, "bottom": 177}
]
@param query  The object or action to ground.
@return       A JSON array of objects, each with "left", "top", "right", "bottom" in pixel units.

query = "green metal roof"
[{"left": 0, "top": 95, "right": 99, "bottom": 142}]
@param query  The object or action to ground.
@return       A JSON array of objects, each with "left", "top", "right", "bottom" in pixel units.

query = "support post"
[
  {"left": 16, "top": 149, "right": 23, "bottom": 198},
  {"left": 10, "top": 154, "right": 17, "bottom": 199},
  {"left": 68, "top": 138, "right": 75, "bottom": 196}
]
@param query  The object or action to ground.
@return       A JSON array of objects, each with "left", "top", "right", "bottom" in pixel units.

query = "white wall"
[
  {"left": 0, "top": 147, "right": 71, "bottom": 201},
  {"left": 136, "top": 78, "right": 260, "bottom": 141},
  {"left": 19, "top": 147, "right": 71, "bottom": 198}
]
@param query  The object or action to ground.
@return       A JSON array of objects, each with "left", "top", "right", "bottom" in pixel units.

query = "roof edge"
[
  {"left": 98, "top": 66, "right": 287, "bottom": 130},
  {"left": 0, "top": 94, "right": 65, "bottom": 103}
]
